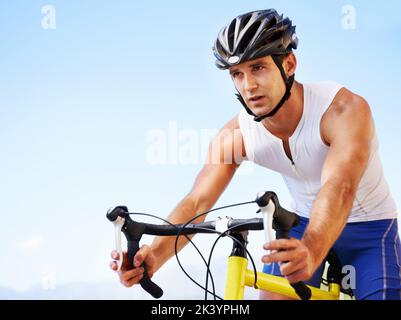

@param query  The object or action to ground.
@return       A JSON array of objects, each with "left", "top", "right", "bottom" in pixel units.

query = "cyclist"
[{"left": 110, "top": 9, "right": 400, "bottom": 300}]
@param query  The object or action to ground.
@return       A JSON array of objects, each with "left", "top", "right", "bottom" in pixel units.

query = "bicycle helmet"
[{"left": 213, "top": 9, "right": 298, "bottom": 122}]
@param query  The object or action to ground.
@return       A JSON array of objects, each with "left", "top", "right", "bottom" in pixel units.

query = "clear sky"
[{"left": 0, "top": 0, "right": 400, "bottom": 299}]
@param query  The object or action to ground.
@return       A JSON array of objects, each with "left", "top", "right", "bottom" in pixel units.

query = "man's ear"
[{"left": 285, "top": 53, "right": 297, "bottom": 77}]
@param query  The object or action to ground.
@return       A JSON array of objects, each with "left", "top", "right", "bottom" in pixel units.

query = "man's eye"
[
  {"left": 232, "top": 72, "right": 240, "bottom": 78},
  {"left": 253, "top": 65, "right": 263, "bottom": 71}
]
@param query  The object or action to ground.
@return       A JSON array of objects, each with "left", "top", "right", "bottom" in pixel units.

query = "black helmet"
[
  {"left": 213, "top": 9, "right": 298, "bottom": 70},
  {"left": 213, "top": 9, "right": 298, "bottom": 122}
]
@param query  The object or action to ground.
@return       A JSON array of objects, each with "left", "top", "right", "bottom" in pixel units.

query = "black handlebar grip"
[
  {"left": 290, "top": 282, "right": 312, "bottom": 300},
  {"left": 127, "top": 241, "right": 163, "bottom": 299}
]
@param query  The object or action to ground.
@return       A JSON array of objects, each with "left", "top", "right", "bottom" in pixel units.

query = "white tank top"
[{"left": 238, "top": 81, "right": 398, "bottom": 222}]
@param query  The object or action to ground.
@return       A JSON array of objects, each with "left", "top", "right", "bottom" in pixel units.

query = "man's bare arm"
[
  {"left": 264, "top": 88, "right": 374, "bottom": 283},
  {"left": 302, "top": 88, "right": 374, "bottom": 270},
  {"left": 150, "top": 114, "right": 246, "bottom": 273}
]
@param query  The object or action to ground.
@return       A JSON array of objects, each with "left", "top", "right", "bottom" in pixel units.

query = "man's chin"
[{"left": 252, "top": 107, "right": 272, "bottom": 117}]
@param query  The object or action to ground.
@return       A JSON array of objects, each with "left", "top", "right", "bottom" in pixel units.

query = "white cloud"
[{"left": 19, "top": 235, "right": 45, "bottom": 251}]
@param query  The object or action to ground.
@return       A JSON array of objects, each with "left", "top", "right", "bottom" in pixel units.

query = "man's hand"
[
  {"left": 262, "top": 239, "right": 317, "bottom": 283},
  {"left": 109, "top": 244, "right": 157, "bottom": 288}
]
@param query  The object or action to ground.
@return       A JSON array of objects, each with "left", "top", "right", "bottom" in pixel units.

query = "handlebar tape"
[{"left": 290, "top": 281, "right": 312, "bottom": 300}]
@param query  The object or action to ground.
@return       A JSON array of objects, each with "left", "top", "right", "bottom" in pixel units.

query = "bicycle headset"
[{"left": 212, "top": 9, "right": 298, "bottom": 122}]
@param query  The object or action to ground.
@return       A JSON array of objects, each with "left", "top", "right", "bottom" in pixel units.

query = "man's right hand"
[{"left": 109, "top": 244, "right": 157, "bottom": 287}]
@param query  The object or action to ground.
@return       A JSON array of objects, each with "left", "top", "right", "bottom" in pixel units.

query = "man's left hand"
[{"left": 262, "top": 238, "right": 318, "bottom": 283}]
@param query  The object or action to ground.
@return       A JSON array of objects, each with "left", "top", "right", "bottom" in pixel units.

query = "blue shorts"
[{"left": 263, "top": 217, "right": 401, "bottom": 300}]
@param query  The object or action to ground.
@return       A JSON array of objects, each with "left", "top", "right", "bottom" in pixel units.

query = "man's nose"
[{"left": 243, "top": 74, "right": 258, "bottom": 92}]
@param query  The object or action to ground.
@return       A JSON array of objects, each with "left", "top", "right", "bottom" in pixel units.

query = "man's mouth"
[{"left": 248, "top": 95, "right": 265, "bottom": 104}]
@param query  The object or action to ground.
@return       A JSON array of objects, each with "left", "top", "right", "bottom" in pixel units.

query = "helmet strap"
[
  {"left": 235, "top": 92, "right": 254, "bottom": 116},
  {"left": 235, "top": 55, "right": 295, "bottom": 122}
]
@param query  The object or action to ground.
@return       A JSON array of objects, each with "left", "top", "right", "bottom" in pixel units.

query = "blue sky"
[{"left": 0, "top": 1, "right": 400, "bottom": 298}]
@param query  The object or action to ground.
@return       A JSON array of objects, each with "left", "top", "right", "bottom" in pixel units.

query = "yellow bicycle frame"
[{"left": 224, "top": 256, "right": 341, "bottom": 300}]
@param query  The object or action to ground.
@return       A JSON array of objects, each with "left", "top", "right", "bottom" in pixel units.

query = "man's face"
[{"left": 229, "top": 56, "right": 286, "bottom": 117}]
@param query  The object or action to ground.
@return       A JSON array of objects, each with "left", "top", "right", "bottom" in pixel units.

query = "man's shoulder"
[
  {"left": 321, "top": 87, "right": 373, "bottom": 144},
  {"left": 327, "top": 87, "right": 370, "bottom": 117},
  {"left": 218, "top": 113, "right": 241, "bottom": 134},
  {"left": 213, "top": 113, "right": 243, "bottom": 148},
  {"left": 208, "top": 113, "right": 246, "bottom": 164}
]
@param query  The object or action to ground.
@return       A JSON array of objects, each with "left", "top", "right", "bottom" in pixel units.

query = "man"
[{"left": 110, "top": 9, "right": 400, "bottom": 300}]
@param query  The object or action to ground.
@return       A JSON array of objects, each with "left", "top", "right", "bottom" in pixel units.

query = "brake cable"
[{"left": 174, "top": 200, "right": 257, "bottom": 300}]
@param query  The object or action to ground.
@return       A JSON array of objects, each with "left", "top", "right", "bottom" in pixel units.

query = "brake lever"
[
  {"left": 113, "top": 216, "right": 125, "bottom": 271},
  {"left": 257, "top": 192, "right": 276, "bottom": 257},
  {"left": 107, "top": 206, "right": 127, "bottom": 271}
]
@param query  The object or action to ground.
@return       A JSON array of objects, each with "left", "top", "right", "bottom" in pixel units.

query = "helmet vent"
[
  {"left": 240, "top": 13, "right": 253, "bottom": 30},
  {"left": 227, "top": 19, "right": 237, "bottom": 53},
  {"left": 266, "top": 29, "right": 284, "bottom": 44},
  {"left": 237, "top": 20, "right": 261, "bottom": 54},
  {"left": 264, "top": 16, "right": 277, "bottom": 32}
]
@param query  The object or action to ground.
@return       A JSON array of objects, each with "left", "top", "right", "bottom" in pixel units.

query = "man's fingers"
[
  {"left": 263, "top": 239, "right": 298, "bottom": 251},
  {"left": 110, "top": 246, "right": 156, "bottom": 290},
  {"left": 110, "top": 261, "right": 118, "bottom": 271},
  {"left": 279, "top": 258, "right": 307, "bottom": 277},
  {"left": 120, "top": 274, "right": 144, "bottom": 288},
  {"left": 262, "top": 250, "right": 293, "bottom": 264},
  {"left": 134, "top": 245, "right": 150, "bottom": 268},
  {"left": 111, "top": 250, "right": 120, "bottom": 260},
  {"left": 110, "top": 245, "right": 156, "bottom": 288},
  {"left": 120, "top": 267, "right": 145, "bottom": 282}
]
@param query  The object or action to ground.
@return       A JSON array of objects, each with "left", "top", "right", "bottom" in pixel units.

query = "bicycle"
[{"left": 107, "top": 191, "right": 354, "bottom": 300}]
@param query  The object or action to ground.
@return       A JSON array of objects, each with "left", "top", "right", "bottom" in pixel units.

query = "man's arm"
[
  {"left": 110, "top": 114, "right": 247, "bottom": 287},
  {"left": 263, "top": 88, "right": 374, "bottom": 283},
  {"left": 302, "top": 89, "right": 374, "bottom": 271},
  {"left": 150, "top": 114, "right": 246, "bottom": 273}
]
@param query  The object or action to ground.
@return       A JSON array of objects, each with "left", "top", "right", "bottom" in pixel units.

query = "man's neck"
[{"left": 261, "top": 81, "right": 304, "bottom": 140}]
